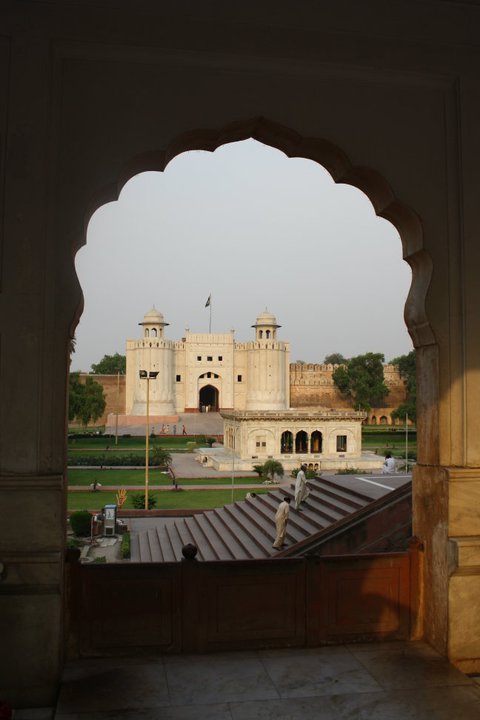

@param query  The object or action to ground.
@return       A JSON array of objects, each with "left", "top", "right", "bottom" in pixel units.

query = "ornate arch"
[{"left": 82, "top": 116, "right": 434, "bottom": 349}]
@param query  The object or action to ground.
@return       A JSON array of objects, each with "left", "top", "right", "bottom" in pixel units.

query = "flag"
[{"left": 205, "top": 294, "right": 211, "bottom": 308}]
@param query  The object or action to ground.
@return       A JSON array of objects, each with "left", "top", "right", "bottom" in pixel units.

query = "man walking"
[
  {"left": 295, "top": 463, "right": 310, "bottom": 510},
  {"left": 272, "top": 496, "right": 291, "bottom": 549}
]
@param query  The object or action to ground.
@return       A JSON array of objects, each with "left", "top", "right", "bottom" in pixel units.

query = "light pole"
[{"left": 139, "top": 370, "right": 159, "bottom": 510}]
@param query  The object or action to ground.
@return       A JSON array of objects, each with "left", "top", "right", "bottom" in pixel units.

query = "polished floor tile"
[
  {"left": 328, "top": 685, "right": 480, "bottom": 720},
  {"left": 54, "top": 642, "right": 480, "bottom": 719},
  {"left": 56, "top": 658, "right": 169, "bottom": 714},
  {"left": 164, "top": 652, "right": 279, "bottom": 705},
  {"left": 347, "top": 641, "right": 472, "bottom": 689},
  {"left": 259, "top": 645, "right": 381, "bottom": 697},
  {"left": 56, "top": 702, "right": 232, "bottom": 720}
]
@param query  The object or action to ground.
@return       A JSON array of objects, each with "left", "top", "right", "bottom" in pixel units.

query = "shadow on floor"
[{"left": 53, "top": 641, "right": 480, "bottom": 719}]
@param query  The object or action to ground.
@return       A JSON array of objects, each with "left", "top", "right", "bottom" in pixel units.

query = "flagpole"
[{"left": 209, "top": 295, "right": 212, "bottom": 333}]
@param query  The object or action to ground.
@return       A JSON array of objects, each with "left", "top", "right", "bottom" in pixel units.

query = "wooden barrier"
[{"left": 66, "top": 543, "right": 423, "bottom": 657}]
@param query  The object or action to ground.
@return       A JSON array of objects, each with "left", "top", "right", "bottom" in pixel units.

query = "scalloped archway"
[{"left": 82, "top": 117, "right": 434, "bottom": 353}]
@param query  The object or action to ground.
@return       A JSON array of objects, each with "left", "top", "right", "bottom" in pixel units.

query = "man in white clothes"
[
  {"left": 272, "top": 496, "right": 291, "bottom": 549},
  {"left": 382, "top": 452, "right": 396, "bottom": 474},
  {"left": 295, "top": 464, "right": 310, "bottom": 510}
]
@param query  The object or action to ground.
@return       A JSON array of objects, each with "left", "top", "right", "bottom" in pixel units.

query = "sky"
[{"left": 72, "top": 139, "right": 413, "bottom": 372}]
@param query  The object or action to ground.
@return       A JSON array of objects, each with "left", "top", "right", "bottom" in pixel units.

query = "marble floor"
[{"left": 53, "top": 641, "right": 480, "bottom": 720}]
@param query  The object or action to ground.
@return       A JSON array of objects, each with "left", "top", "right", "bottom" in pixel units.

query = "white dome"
[
  {"left": 143, "top": 306, "right": 164, "bottom": 324},
  {"left": 253, "top": 308, "right": 280, "bottom": 328}
]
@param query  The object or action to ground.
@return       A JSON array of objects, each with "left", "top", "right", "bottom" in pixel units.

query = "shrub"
[
  {"left": 253, "top": 464, "right": 264, "bottom": 478},
  {"left": 68, "top": 452, "right": 146, "bottom": 466},
  {"left": 69, "top": 510, "right": 92, "bottom": 536},
  {"left": 121, "top": 532, "right": 131, "bottom": 559},
  {"left": 131, "top": 492, "right": 158, "bottom": 510}
]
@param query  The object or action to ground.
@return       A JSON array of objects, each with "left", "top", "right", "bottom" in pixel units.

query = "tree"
[
  {"left": 150, "top": 446, "right": 172, "bottom": 467},
  {"left": 324, "top": 352, "right": 346, "bottom": 365},
  {"left": 391, "top": 350, "right": 416, "bottom": 422},
  {"left": 262, "top": 459, "right": 284, "bottom": 483},
  {"left": 332, "top": 352, "right": 389, "bottom": 411},
  {"left": 69, "top": 373, "right": 106, "bottom": 427},
  {"left": 91, "top": 353, "right": 126, "bottom": 375}
]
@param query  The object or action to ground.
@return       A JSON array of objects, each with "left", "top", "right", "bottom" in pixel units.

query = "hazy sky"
[{"left": 73, "top": 139, "right": 412, "bottom": 372}]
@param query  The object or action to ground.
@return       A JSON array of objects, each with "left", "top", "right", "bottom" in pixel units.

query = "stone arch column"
[{"left": 5, "top": 25, "right": 480, "bottom": 705}]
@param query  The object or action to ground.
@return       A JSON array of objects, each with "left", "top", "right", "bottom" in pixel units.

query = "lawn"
[
  {"left": 68, "top": 435, "right": 216, "bottom": 451},
  {"left": 362, "top": 427, "right": 417, "bottom": 458},
  {"left": 67, "top": 468, "right": 262, "bottom": 486},
  {"left": 67, "top": 488, "right": 268, "bottom": 511}
]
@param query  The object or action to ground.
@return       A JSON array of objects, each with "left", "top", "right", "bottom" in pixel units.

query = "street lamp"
[{"left": 139, "top": 370, "right": 159, "bottom": 510}]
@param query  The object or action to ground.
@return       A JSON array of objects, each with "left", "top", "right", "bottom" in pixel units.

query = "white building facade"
[{"left": 125, "top": 307, "right": 290, "bottom": 416}]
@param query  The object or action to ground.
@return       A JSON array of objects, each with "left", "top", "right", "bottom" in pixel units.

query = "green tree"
[
  {"left": 69, "top": 373, "right": 106, "bottom": 427},
  {"left": 391, "top": 350, "right": 416, "bottom": 422},
  {"left": 324, "top": 352, "right": 346, "bottom": 365},
  {"left": 332, "top": 352, "right": 389, "bottom": 411},
  {"left": 262, "top": 459, "right": 284, "bottom": 483},
  {"left": 150, "top": 446, "right": 172, "bottom": 467},
  {"left": 91, "top": 353, "right": 126, "bottom": 375},
  {"left": 68, "top": 372, "right": 84, "bottom": 422}
]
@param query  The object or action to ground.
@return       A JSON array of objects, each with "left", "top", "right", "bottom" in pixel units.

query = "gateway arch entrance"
[{"left": 199, "top": 384, "right": 219, "bottom": 412}]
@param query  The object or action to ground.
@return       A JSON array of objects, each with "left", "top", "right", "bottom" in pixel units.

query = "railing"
[{"left": 65, "top": 540, "right": 423, "bottom": 657}]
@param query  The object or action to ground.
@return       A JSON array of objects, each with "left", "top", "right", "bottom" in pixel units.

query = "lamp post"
[{"left": 139, "top": 370, "right": 159, "bottom": 510}]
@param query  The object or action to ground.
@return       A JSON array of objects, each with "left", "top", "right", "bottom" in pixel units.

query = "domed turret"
[
  {"left": 139, "top": 306, "right": 169, "bottom": 339},
  {"left": 252, "top": 308, "right": 280, "bottom": 341}
]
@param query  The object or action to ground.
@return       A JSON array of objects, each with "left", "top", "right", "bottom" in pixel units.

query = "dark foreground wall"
[{"left": 66, "top": 544, "right": 423, "bottom": 657}]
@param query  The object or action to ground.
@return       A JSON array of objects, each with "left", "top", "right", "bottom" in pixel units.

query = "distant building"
[
  {"left": 125, "top": 306, "right": 290, "bottom": 415},
  {"left": 117, "top": 307, "right": 379, "bottom": 472}
]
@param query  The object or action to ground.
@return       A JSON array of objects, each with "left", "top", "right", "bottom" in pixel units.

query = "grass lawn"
[
  {"left": 67, "top": 437, "right": 212, "bottom": 459},
  {"left": 67, "top": 488, "right": 268, "bottom": 511},
  {"left": 67, "top": 469, "right": 261, "bottom": 486},
  {"left": 362, "top": 427, "right": 417, "bottom": 458}
]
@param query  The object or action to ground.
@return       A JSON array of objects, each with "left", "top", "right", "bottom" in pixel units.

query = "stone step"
[
  {"left": 130, "top": 533, "right": 140, "bottom": 562},
  {"left": 222, "top": 505, "right": 273, "bottom": 557},
  {"left": 206, "top": 510, "right": 257, "bottom": 560},
  {"left": 146, "top": 528, "right": 164, "bottom": 562},
  {"left": 155, "top": 524, "right": 177, "bottom": 563},
  {"left": 182, "top": 517, "right": 219, "bottom": 561},
  {"left": 255, "top": 493, "right": 325, "bottom": 536},
  {"left": 316, "top": 477, "right": 372, "bottom": 506},
  {"left": 165, "top": 520, "right": 196, "bottom": 561},
  {"left": 190, "top": 514, "right": 236, "bottom": 561},
  {"left": 138, "top": 529, "right": 153, "bottom": 562},
  {"left": 234, "top": 498, "right": 312, "bottom": 546},
  {"left": 298, "top": 494, "right": 350, "bottom": 524},
  {"left": 306, "top": 488, "right": 363, "bottom": 517}
]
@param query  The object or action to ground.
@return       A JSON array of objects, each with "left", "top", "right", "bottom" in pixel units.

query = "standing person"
[
  {"left": 272, "top": 496, "right": 291, "bottom": 549},
  {"left": 382, "top": 452, "right": 396, "bottom": 474},
  {"left": 182, "top": 424, "right": 187, "bottom": 435},
  {"left": 295, "top": 464, "right": 309, "bottom": 510}
]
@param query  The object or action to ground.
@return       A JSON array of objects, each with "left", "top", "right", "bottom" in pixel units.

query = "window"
[
  {"left": 197, "top": 356, "right": 201, "bottom": 361},
  {"left": 145, "top": 329, "right": 149, "bottom": 337},
  {"left": 336, "top": 435, "right": 347, "bottom": 452},
  {"left": 218, "top": 356, "right": 223, "bottom": 361},
  {"left": 237, "top": 374, "right": 242, "bottom": 382},
  {"left": 151, "top": 328, "right": 157, "bottom": 337},
  {"left": 176, "top": 374, "right": 181, "bottom": 382},
  {"left": 207, "top": 356, "right": 213, "bottom": 361}
]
